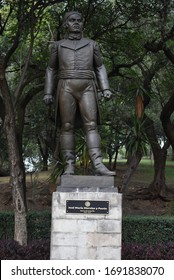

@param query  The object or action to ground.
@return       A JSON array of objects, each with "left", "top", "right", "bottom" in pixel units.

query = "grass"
[
  {"left": 0, "top": 177, "right": 9, "bottom": 184},
  {"left": 116, "top": 158, "right": 174, "bottom": 185},
  {"left": 0, "top": 170, "right": 50, "bottom": 185},
  {"left": 140, "top": 159, "right": 173, "bottom": 185},
  {"left": 0, "top": 158, "right": 173, "bottom": 186}
]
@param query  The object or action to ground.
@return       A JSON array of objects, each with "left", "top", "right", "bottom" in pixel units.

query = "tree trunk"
[
  {"left": 148, "top": 147, "right": 167, "bottom": 198},
  {"left": 42, "top": 154, "right": 49, "bottom": 171},
  {"left": 16, "top": 103, "right": 28, "bottom": 209},
  {"left": 0, "top": 95, "right": 5, "bottom": 121},
  {"left": 108, "top": 153, "right": 112, "bottom": 170},
  {"left": 145, "top": 116, "right": 169, "bottom": 198},
  {"left": 142, "top": 63, "right": 170, "bottom": 198},
  {"left": 160, "top": 92, "right": 174, "bottom": 150},
  {"left": 0, "top": 69, "right": 27, "bottom": 245},
  {"left": 37, "top": 136, "right": 49, "bottom": 171},
  {"left": 113, "top": 147, "right": 119, "bottom": 170},
  {"left": 120, "top": 150, "right": 142, "bottom": 192},
  {"left": 172, "top": 149, "right": 174, "bottom": 161}
]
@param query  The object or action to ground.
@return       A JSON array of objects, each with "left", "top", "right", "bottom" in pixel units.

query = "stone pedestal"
[{"left": 50, "top": 175, "right": 122, "bottom": 260}]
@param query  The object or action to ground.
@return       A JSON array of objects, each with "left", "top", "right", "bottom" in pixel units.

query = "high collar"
[
  {"left": 59, "top": 38, "right": 90, "bottom": 50},
  {"left": 67, "top": 32, "right": 82, "bottom": 40}
]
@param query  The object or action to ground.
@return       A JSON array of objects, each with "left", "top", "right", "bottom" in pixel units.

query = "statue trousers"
[{"left": 58, "top": 78, "right": 98, "bottom": 133}]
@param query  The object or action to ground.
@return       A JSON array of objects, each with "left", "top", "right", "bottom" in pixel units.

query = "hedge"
[
  {"left": 1, "top": 212, "right": 174, "bottom": 244},
  {"left": 122, "top": 215, "right": 174, "bottom": 244},
  {"left": 0, "top": 211, "right": 51, "bottom": 241}
]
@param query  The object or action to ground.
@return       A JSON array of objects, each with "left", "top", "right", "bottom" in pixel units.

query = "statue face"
[{"left": 66, "top": 13, "right": 83, "bottom": 33}]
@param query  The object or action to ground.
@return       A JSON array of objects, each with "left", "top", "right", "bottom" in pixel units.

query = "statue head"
[{"left": 63, "top": 11, "right": 83, "bottom": 33}]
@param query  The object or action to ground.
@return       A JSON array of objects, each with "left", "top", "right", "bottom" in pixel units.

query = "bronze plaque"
[{"left": 66, "top": 200, "right": 109, "bottom": 214}]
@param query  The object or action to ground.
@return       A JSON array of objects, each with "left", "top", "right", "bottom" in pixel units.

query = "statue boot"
[
  {"left": 86, "top": 131, "right": 116, "bottom": 176},
  {"left": 60, "top": 132, "right": 75, "bottom": 175},
  {"left": 61, "top": 150, "right": 75, "bottom": 175}
]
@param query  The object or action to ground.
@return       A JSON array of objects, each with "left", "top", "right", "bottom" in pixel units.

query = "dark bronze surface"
[{"left": 44, "top": 11, "right": 116, "bottom": 176}]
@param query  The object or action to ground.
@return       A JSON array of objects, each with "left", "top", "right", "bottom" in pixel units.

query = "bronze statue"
[{"left": 44, "top": 11, "right": 115, "bottom": 176}]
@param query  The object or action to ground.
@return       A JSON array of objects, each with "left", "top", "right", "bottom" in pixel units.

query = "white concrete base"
[{"left": 50, "top": 175, "right": 122, "bottom": 260}]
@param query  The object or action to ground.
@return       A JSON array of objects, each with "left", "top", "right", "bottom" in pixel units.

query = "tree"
[
  {"left": 0, "top": 0, "right": 63, "bottom": 245},
  {"left": 102, "top": 0, "right": 174, "bottom": 198},
  {"left": 144, "top": 0, "right": 174, "bottom": 149},
  {"left": 1, "top": 0, "right": 174, "bottom": 237}
]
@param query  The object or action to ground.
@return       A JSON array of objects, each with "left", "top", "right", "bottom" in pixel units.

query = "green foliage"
[
  {"left": 0, "top": 212, "right": 14, "bottom": 239},
  {"left": 48, "top": 129, "right": 92, "bottom": 180},
  {"left": 1, "top": 212, "right": 174, "bottom": 245},
  {"left": 27, "top": 211, "right": 51, "bottom": 241},
  {"left": 48, "top": 159, "right": 64, "bottom": 183},
  {"left": 125, "top": 114, "right": 149, "bottom": 156},
  {"left": 122, "top": 215, "right": 174, "bottom": 244},
  {"left": 1, "top": 0, "right": 174, "bottom": 188},
  {"left": 75, "top": 129, "right": 91, "bottom": 175},
  {"left": 0, "top": 211, "right": 51, "bottom": 240}
]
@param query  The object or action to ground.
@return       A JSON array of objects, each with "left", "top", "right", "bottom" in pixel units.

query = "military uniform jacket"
[
  {"left": 44, "top": 38, "right": 110, "bottom": 127},
  {"left": 44, "top": 38, "right": 110, "bottom": 94}
]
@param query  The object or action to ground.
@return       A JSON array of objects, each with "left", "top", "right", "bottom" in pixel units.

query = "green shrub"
[
  {"left": 27, "top": 211, "right": 51, "bottom": 241},
  {"left": 0, "top": 211, "right": 51, "bottom": 240},
  {"left": 122, "top": 215, "right": 174, "bottom": 244},
  {"left": 0, "top": 212, "right": 14, "bottom": 239},
  {"left": 1, "top": 212, "right": 174, "bottom": 244}
]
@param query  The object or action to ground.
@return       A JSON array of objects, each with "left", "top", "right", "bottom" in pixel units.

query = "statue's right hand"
[{"left": 43, "top": 94, "right": 53, "bottom": 105}]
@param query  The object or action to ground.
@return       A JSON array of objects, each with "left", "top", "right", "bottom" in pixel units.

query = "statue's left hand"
[
  {"left": 103, "top": 89, "right": 112, "bottom": 99},
  {"left": 43, "top": 94, "right": 53, "bottom": 105}
]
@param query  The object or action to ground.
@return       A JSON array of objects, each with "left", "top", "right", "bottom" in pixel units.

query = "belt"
[{"left": 59, "top": 70, "right": 94, "bottom": 79}]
